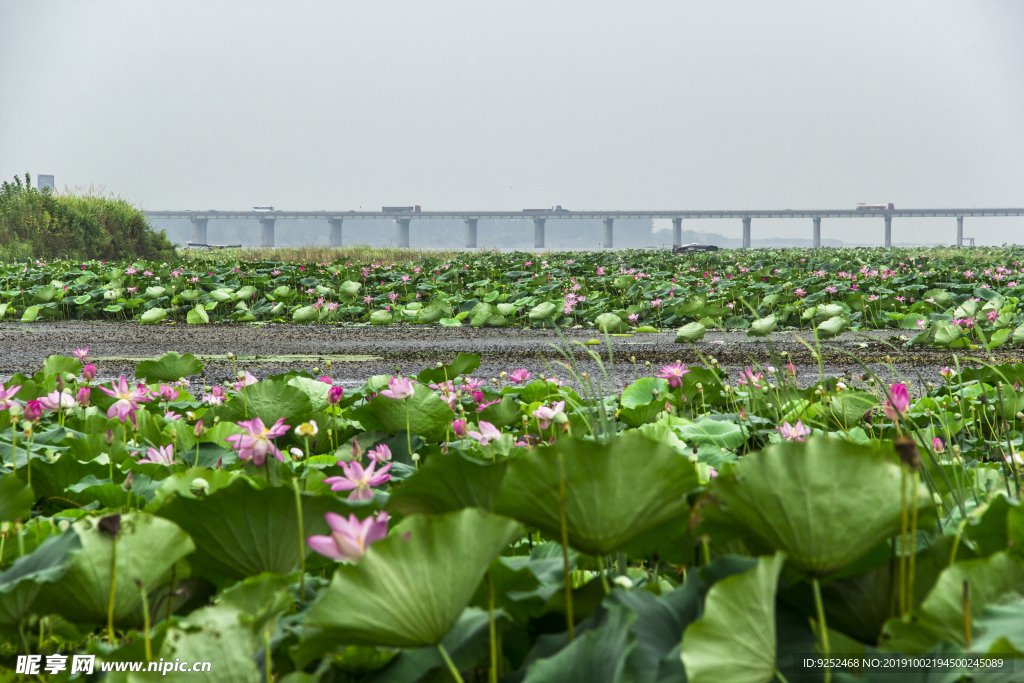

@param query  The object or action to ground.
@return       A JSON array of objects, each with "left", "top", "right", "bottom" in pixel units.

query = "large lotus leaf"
[
  {"left": 287, "top": 376, "right": 331, "bottom": 413},
  {"left": 0, "top": 529, "right": 81, "bottom": 627},
  {"left": 621, "top": 378, "right": 670, "bottom": 409},
  {"left": 370, "top": 310, "right": 393, "bottom": 326},
  {"left": 304, "top": 509, "right": 523, "bottom": 648},
  {"left": 186, "top": 306, "right": 209, "bottom": 324},
  {"left": 140, "top": 307, "right": 167, "bottom": 324},
  {"left": 28, "top": 455, "right": 115, "bottom": 508},
  {"left": 494, "top": 435, "right": 698, "bottom": 556},
  {"left": 529, "top": 301, "right": 558, "bottom": 322},
  {"left": 816, "top": 315, "right": 848, "bottom": 339},
  {"left": 815, "top": 303, "right": 845, "bottom": 321},
  {"left": 675, "top": 419, "right": 745, "bottom": 449},
  {"left": 293, "top": 305, "right": 318, "bottom": 323},
  {"left": 42, "top": 354, "right": 81, "bottom": 379},
  {"left": 136, "top": 351, "right": 205, "bottom": 382},
  {"left": 416, "top": 353, "right": 481, "bottom": 385},
  {"left": 934, "top": 321, "right": 962, "bottom": 346},
  {"left": 156, "top": 477, "right": 369, "bottom": 586},
  {"left": 386, "top": 454, "right": 507, "bottom": 515},
  {"left": 1013, "top": 324, "right": 1024, "bottom": 345},
  {"left": 596, "top": 312, "right": 627, "bottom": 333},
  {"left": 34, "top": 513, "right": 194, "bottom": 628},
  {"left": 0, "top": 473, "right": 34, "bottom": 521},
  {"left": 681, "top": 552, "right": 785, "bottom": 683},
  {"left": 971, "top": 597, "right": 1024, "bottom": 655},
  {"left": 879, "top": 552, "right": 1024, "bottom": 652},
  {"left": 923, "top": 289, "right": 952, "bottom": 308},
  {"left": 710, "top": 436, "right": 932, "bottom": 576},
  {"left": 675, "top": 322, "right": 706, "bottom": 343},
  {"left": 157, "top": 603, "right": 263, "bottom": 683},
  {"left": 521, "top": 603, "right": 637, "bottom": 683},
  {"left": 826, "top": 390, "right": 878, "bottom": 428},
  {"left": 417, "top": 304, "right": 445, "bottom": 324},
  {"left": 366, "top": 384, "right": 455, "bottom": 442},
  {"left": 225, "top": 379, "right": 313, "bottom": 424},
  {"left": 747, "top": 315, "right": 777, "bottom": 337}
]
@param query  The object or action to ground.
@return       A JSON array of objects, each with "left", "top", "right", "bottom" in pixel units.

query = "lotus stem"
[
  {"left": 405, "top": 398, "right": 414, "bottom": 467},
  {"left": 596, "top": 555, "right": 611, "bottom": 595},
  {"left": 907, "top": 469, "right": 920, "bottom": 608},
  {"left": 137, "top": 580, "right": 152, "bottom": 662},
  {"left": 293, "top": 479, "right": 306, "bottom": 600},
  {"left": 437, "top": 642, "right": 466, "bottom": 683},
  {"left": 556, "top": 450, "right": 575, "bottom": 640},
  {"left": 963, "top": 580, "right": 971, "bottom": 648},
  {"left": 487, "top": 572, "right": 499, "bottom": 683},
  {"left": 264, "top": 627, "right": 273, "bottom": 683},
  {"left": 166, "top": 564, "right": 177, "bottom": 622},
  {"left": 107, "top": 534, "right": 118, "bottom": 642},
  {"left": 899, "top": 467, "right": 908, "bottom": 616},
  {"left": 811, "top": 577, "right": 831, "bottom": 683}
]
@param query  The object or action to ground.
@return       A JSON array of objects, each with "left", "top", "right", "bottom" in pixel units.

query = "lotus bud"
[
  {"left": 98, "top": 514, "right": 121, "bottom": 537},
  {"left": 55, "top": 374, "right": 64, "bottom": 391},
  {"left": 57, "top": 519, "right": 70, "bottom": 532},
  {"left": 327, "top": 386, "right": 344, "bottom": 406},
  {"left": 325, "top": 360, "right": 332, "bottom": 370},
  {"left": 189, "top": 477, "right": 210, "bottom": 497},
  {"left": 123, "top": 471, "right": 134, "bottom": 491},
  {"left": 194, "top": 419, "right": 205, "bottom": 437},
  {"left": 76, "top": 387, "right": 91, "bottom": 407},
  {"left": 894, "top": 436, "right": 922, "bottom": 470},
  {"left": 351, "top": 439, "right": 363, "bottom": 462},
  {"left": 64, "top": 372, "right": 76, "bottom": 384},
  {"left": 411, "top": 453, "right": 420, "bottom": 462},
  {"left": 24, "top": 401, "right": 42, "bottom": 422},
  {"left": 105, "top": 428, "right": 114, "bottom": 445}
]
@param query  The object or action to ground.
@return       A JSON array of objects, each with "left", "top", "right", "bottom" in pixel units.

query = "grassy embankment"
[{"left": 0, "top": 173, "right": 176, "bottom": 262}]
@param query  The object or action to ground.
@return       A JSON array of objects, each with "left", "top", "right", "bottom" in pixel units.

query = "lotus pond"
[
  {"left": 5, "top": 247, "right": 1024, "bottom": 351},
  {"left": 1, "top": 342, "right": 1023, "bottom": 682}
]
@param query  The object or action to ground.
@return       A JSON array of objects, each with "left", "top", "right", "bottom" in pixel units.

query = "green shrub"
[{"left": 0, "top": 173, "right": 176, "bottom": 261}]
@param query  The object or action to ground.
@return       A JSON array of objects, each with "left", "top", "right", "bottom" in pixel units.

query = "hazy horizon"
[{"left": 2, "top": 0, "right": 1021, "bottom": 247}]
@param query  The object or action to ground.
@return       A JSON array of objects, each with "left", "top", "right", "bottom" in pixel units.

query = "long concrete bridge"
[{"left": 143, "top": 208, "right": 1024, "bottom": 250}]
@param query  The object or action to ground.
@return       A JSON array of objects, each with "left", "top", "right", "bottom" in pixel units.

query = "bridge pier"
[
  {"left": 533, "top": 218, "right": 546, "bottom": 248},
  {"left": 465, "top": 218, "right": 478, "bottom": 249},
  {"left": 259, "top": 217, "right": 275, "bottom": 248},
  {"left": 957, "top": 216, "right": 963, "bottom": 248},
  {"left": 328, "top": 218, "right": 343, "bottom": 247},
  {"left": 884, "top": 215, "right": 892, "bottom": 248},
  {"left": 672, "top": 217, "right": 682, "bottom": 247},
  {"left": 603, "top": 218, "right": 613, "bottom": 249},
  {"left": 190, "top": 217, "right": 208, "bottom": 245},
  {"left": 742, "top": 217, "right": 751, "bottom": 249},
  {"left": 396, "top": 218, "right": 411, "bottom": 248},
  {"left": 813, "top": 217, "right": 821, "bottom": 248}
]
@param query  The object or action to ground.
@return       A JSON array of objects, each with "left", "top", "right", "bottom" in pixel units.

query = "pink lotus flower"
[
  {"left": 154, "top": 384, "right": 179, "bottom": 402},
  {"left": 380, "top": 376, "right": 415, "bottom": 400},
  {"left": 317, "top": 375, "right": 332, "bottom": 385},
  {"left": 323, "top": 460, "right": 392, "bottom": 500},
  {"left": 233, "top": 371, "right": 258, "bottom": 392},
  {"left": 76, "top": 387, "right": 91, "bottom": 407},
  {"left": 939, "top": 366, "right": 954, "bottom": 380},
  {"left": 933, "top": 437, "right": 944, "bottom": 454},
  {"left": 203, "top": 386, "right": 226, "bottom": 405},
  {"left": 777, "top": 421, "right": 811, "bottom": 442},
  {"left": 883, "top": 383, "right": 911, "bottom": 421},
  {"left": 986, "top": 310, "right": 998, "bottom": 322},
  {"left": 468, "top": 421, "right": 502, "bottom": 446},
  {"left": 532, "top": 401, "right": 566, "bottom": 430},
  {"left": 367, "top": 444, "right": 392, "bottom": 463},
  {"left": 326, "top": 386, "right": 344, "bottom": 406},
  {"left": 0, "top": 382, "right": 22, "bottom": 410},
  {"left": 224, "top": 417, "right": 289, "bottom": 466},
  {"left": 307, "top": 511, "right": 390, "bottom": 562},
  {"left": 657, "top": 363, "right": 691, "bottom": 388},
  {"left": 452, "top": 419, "right": 469, "bottom": 438},
  {"left": 81, "top": 364, "right": 96, "bottom": 382},
  {"left": 99, "top": 375, "right": 153, "bottom": 426},
  {"left": 138, "top": 444, "right": 175, "bottom": 465},
  {"left": 38, "top": 390, "right": 76, "bottom": 412},
  {"left": 628, "top": 313, "right": 639, "bottom": 324},
  {"left": 72, "top": 348, "right": 89, "bottom": 361},
  {"left": 735, "top": 367, "right": 763, "bottom": 388},
  {"left": 24, "top": 400, "right": 43, "bottom": 422}
]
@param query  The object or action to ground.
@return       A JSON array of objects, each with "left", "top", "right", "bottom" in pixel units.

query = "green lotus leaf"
[
  {"left": 747, "top": 315, "right": 777, "bottom": 337},
  {"left": 21, "top": 306, "right": 40, "bottom": 322},
  {"left": 675, "top": 322, "right": 707, "bottom": 343},
  {"left": 621, "top": 378, "right": 669, "bottom": 409},
  {"left": 136, "top": 351, "right": 205, "bottom": 382},
  {"left": 42, "top": 354, "right": 81, "bottom": 379},
  {"left": 815, "top": 303, "right": 844, "bottom": 320},
  {"left": 596, "top": 312, "right": 626, "bottom": 333},
  {"left": 494, "top": 435, "right": 698, "bottom": 556},
  {"left": 362, "top": 383, "right": 455, "bottom": 442},
  {"left": 0, "top": 529, "right": 82, "bottom": 628},
  {"left": 529, "top": 301, "right": 559, "bottom": 322},
  {"left": 521, "top": 603, "right": 637, "bottom": 683},
  {"left": 293, "top": 305, "right": 318, "bottom": 323},
  {"left": 710, "top": 436, "right": 933, "bottom": 576},
  {"left": 186, "top": 305, "right": 209, "bottom": 324},
  {"left": 144, "top": 286, "right": 166, "bottom": 299},
  {"left": 370, "top": 310, "right": 393, "bottom": 326},
  {"left": 386, "top": 454, "right": 507, "bottom": 516},
  {"left": 140, "top": 307, "right": 167, "bottom": 324},
  {"left": 157, "top": 477, "right": 370, "bottom": 586},
  {"left": 675, "top": 419, "right": 745, "bottom": 449},
  {"left": 816, "top": 315, "right": 848, "bottom": 339},
  {"left": 236, "top": 285, "right": 256, "bottom": 300},
  {"left": 681, "top": 552, "right": 786, "bottom": 683},
  {"left": 34, "top": 513, "right": 194, "bottom": 628},
  {"left": 221, "top": 379, "right": 312, "bottom": 424},
  {"left": 0, "top": 474, "right": 34, "bottom": 522},
  {"left": 416, "top": 353, "right": 482, "bottom": 385},
  {"left": 305, "top": 509, "right": 523, "bottom": 648},
  {"left": 210, "top": 288, "right": 235, "bottom": 303},
  {"left": 934, "top": 321, "right": 962, "bottom": 346}
]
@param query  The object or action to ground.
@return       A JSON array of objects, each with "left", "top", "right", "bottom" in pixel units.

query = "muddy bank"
[{"left": 1, "top": 321, "right": 1016, "bottom": 391}]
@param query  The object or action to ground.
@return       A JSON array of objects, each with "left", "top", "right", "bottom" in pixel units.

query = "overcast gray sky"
[{"left": 1, "top": 0, "right": 1022, "bottom": 246}]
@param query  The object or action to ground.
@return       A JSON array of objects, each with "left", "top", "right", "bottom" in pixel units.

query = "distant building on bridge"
[{"left": 37, "top": 175, "right": 54, "bottom": 191}]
